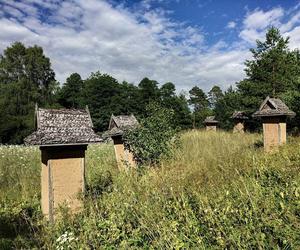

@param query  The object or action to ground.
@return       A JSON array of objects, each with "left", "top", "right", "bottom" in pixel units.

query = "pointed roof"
[
  {"left": 108, "top": 114, "right": 139, "bottom": 136},
  {"left": 252, "top": 96, "right": 295, "bottom": 118},
  {"left": 204, "top": 116, "right": 218, "bottom": 124},
  {"left": 24, "top": 106, "right": 102, "bottom": 146},
  {"left": 231, "top": 111, "right": 248, "bottom": 120}
]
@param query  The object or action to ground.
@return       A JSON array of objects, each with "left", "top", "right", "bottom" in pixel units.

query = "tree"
[
  {"left": 82, "top": 72, "right": 122, "bottom": 132},
  {"left": 137, "top": 77, "right": 160, "bottom": 114},
  {"left": 208, "top": 85, "right": 223, "bottom": 108},
  {"left": 237, "top": 27, "right": 300, "bottom": 112},
  {"left": 174, "top": 93, "right": 192, "bottom": 129},
  {"left": 188, "top": 86, "right": 211, "bottom": 128},
  {"left": 214, "top": 86, "right": 243, "bottom": 130},
  {"left": 58, "top": 73, "right": 84, "bottom": 108},
  {"left": 160, "top": 83, "right": 192, "bottom": 129},
  {"left": 0, "top": 42, "right": 57, "bottom": 144},
  {"left": 118, "top": 81, "right": 141, "bottom": 115},
  {"left": 160, "top": 82, "right": 176, "bottom": 99},
  {"left": 188, "top": 86, "right": 208, "bottom": 111}
]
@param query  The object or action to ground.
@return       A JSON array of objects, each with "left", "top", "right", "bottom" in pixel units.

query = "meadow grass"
[{"left": 0, "top": 130, "right": 300, "bottom": 249}]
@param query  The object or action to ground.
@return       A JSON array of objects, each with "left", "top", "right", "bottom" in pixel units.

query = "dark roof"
[
  {"left": 108, "top": 114, "right": 139, "bottom": 136},
  {"left": 252, "top": 96, "right": 295, "bottom": 118},
  {"left": 24, "top": 106, "right": 102, "bottom": 146},
  {"left": 204, "top": 116, "right": 218, "bottom": 124},
  {"left": 231, "top": 111, "right": 248, "bottom": 120}
]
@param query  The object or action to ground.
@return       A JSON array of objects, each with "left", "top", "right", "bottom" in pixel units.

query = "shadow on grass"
[{"left": 0, "top": 199, "right": 42, "bottom": 249}]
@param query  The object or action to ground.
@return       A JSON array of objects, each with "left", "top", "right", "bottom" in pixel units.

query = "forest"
[{"left": 0, "top": 27, "right": 300, "bottom": 144}]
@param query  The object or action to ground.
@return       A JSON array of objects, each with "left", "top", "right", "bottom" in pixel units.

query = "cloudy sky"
[{"left": 0, "top": 0, "right": 300, "bottom": 91}]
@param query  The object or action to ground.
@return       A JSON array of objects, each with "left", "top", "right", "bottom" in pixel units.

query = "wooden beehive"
[
  {"left": 253, "top": 97, "right": 295, "bottom": 152},
  {"left": 108, "top": 114, "right": 139, "bottom": 169},
  {"left": 204, "top": 116, "right": 218, "bottom": 131},
  {"left": 24, "top": 106, "right": 102, "bottom": 221},
  {"left": 231, "top": 111, "right": 248, "bottom": 134}
]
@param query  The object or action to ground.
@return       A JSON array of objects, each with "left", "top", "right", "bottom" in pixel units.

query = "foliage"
[
  {"left": 1, "top": 132, "right": 300, "bottom": 248},
  {"left": 214, "top": 86, "right": 242, "bottom": 130},
  {"left": 208, "top": 85, "right": 223, "bottom": 108},
  {"left": 160, "top": 82, "right": 192, "bottom": 129},
  {"left": 123, "top": 103, "right": 178, "bottom": 165},
  {"left": 188, "top": 86, "right": 211, "bottom": 128},
  {"left": 82, "top": 72, "right": 122, "bottom": 131},
  {"left": 58, "top": 73, "right": 84, "bottom": 108},
  {"left": 0, "top": 42, "right": 58, "bottom": 144}
]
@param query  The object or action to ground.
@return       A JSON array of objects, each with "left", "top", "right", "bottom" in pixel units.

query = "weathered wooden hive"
[
  {"left": 108, "top": 114, "right": 139, "bottom": 169},
  {"left": 24, "top": 106, "right": 102, "bottom": 221},
  {"left": 204, "top": 116, "right": 218, "bottom": 131},
  {"left": 253, "top": 96, "right": 295, "bottom": 152},
  {"left": 231, "top": 111, "right": 248, "bottom": 133}
]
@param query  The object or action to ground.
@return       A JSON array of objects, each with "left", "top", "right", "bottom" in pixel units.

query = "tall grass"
[{"left": 1, "top": 131, "right": 300, "bottom": 249}]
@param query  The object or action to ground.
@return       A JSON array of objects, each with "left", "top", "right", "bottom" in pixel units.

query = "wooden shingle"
[
  {"left": 108, "top": 114, "right": 139, "bottom": 136},
  {"left": 24, "top": 106, "right": 102, "bottom": 146},
  {"left": 204, "top": 116, "right": 218, "bottom": 124},
  {"left": 231, "top": 111, "right": 248, "bottom": 120},
  {"left": 253, "top": 96, "right": 295, "bottom": 118}
]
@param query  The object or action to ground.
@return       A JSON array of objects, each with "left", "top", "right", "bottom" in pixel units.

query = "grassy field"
[{"left": 1, "top": 131, "right": 300, "bottom": 249}]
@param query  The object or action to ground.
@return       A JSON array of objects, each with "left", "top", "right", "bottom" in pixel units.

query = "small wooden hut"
[
  {"left": 231, "top": 111, "right": 248, "bottom": 133},
  {"left": 24, "top": 106, "right": 102, "bottom": 221},
  {"left": 108, "top": 114, "right": 139, "bottom": 169},
  {"left": 253, "top": 96, "right": 295, "bottom": 152},
  {"left": 204, "top": 116, "right": 218, "bottom": 131}
]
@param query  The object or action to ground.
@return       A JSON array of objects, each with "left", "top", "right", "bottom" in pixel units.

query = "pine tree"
[
  {"left": 188, "top": 86, "right": 211, "bottom": 128},
  {"left": 237, "top": 27, "right": 299, "bottom": 112}
]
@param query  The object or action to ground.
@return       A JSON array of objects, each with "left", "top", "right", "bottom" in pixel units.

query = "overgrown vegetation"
[
  {"left": 1, "top": 131, "right": 300, "bottom": 249},
  {"left": 124, "top": 103, "right": 178, "bottom": 165}
]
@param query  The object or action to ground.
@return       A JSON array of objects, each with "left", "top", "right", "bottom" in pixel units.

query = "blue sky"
[{"left": 0, "top": 0, "right": 300, "bottom": 92}]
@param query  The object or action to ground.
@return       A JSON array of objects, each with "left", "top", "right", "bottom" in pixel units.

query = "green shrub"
[{"left": 123, "top": 102, "right": 178, "bottom": 165}]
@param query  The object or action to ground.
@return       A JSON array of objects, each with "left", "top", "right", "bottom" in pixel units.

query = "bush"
[{"left": 123, "top": 103, "right": 178, "bottom": 165}]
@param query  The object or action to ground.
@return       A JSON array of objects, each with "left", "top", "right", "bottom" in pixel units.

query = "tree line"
[{"left": 0, "top": 27, "right": 300, "bottom": 144}]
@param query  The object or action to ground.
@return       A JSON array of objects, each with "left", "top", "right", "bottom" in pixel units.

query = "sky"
[{"left": 0, "top": 0, "right": 300, "bottom": 92}]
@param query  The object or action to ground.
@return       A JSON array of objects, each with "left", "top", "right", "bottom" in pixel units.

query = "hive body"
[
  {"left": 112, "top": 136, "right": 135, "bottom": 169},
  {"left": 233, "top": 121, "right": 245, "bottom": 133},
  {"left": 206, "top": 124, "right": 217, "bottom": 131},
  {"left": 262, "top": 117, "right": 286, "bottom": 152},
  {"left": 41, "top": 145, "right": 86, "bottom": 221}
]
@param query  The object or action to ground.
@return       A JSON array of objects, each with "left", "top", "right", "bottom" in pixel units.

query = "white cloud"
[
  {"left": 227, "top": 21, "right": 236, "bottom": 29},
  {"left": 243, "top": 7, "right": 283, "bottom": 30},
  {"left": 239, "top": 6, "right": 300, "bottom": 46},
  {"left": 0, "top": 0, "right": 299, "bottom": 93},
  {"left": 285, "top": 26, "right": 300, "bottom": 49}
]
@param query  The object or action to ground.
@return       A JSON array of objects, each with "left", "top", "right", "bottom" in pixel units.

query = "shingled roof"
[
  {"left": 231, "top": 111, "right": 248, "bottom": 120},
  {"left": 24, "top": 106, "right": 102, "bottom": 146},
  {"left": 204, "top": 116, "right": 219, "bottom": 124},
  {"left": 252, "top": 96, "right": 295, "bottom": 118},
  {"left": 108, "top": 114, "right": 139, "bottom": 136}
]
